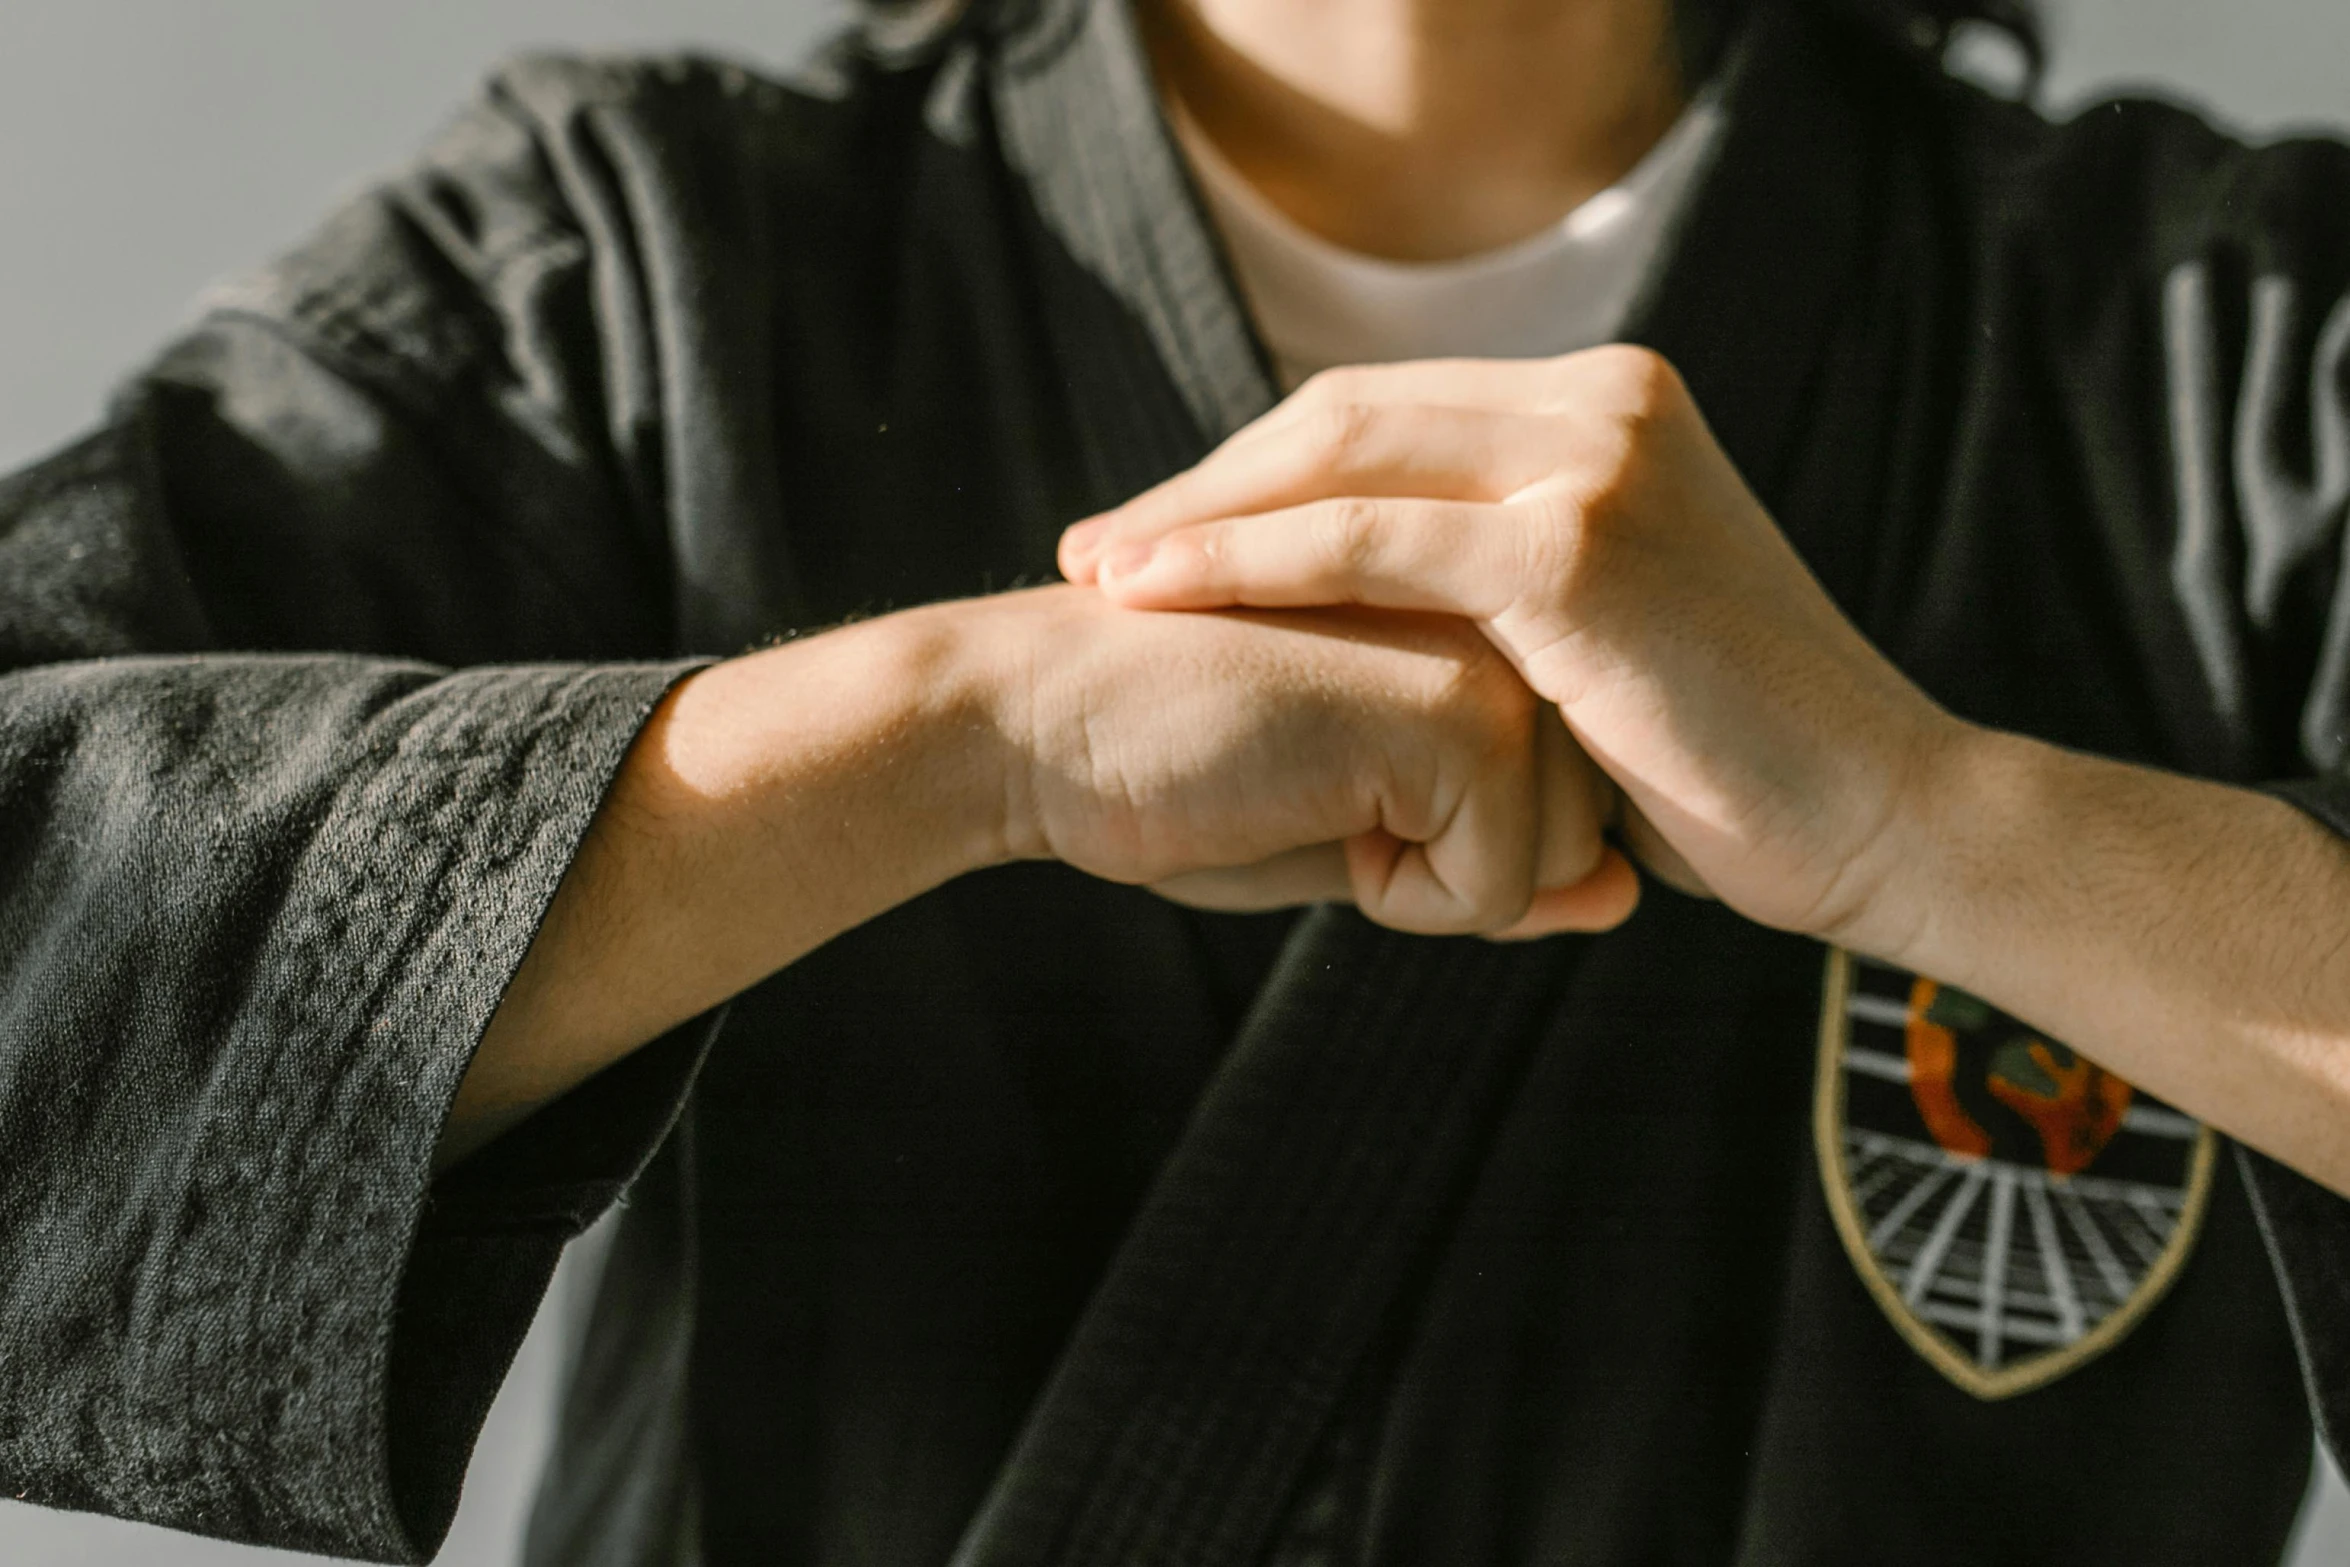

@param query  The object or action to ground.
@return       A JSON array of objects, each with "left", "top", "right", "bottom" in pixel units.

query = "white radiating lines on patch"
[
  {"left": 1845, "top": 992, "right": 1914, "bottom": 1029},
  {"left": 1848, "top": 1131, "right": 2188, "bottom": 1208},
  {"left": 2056, "top": 1184, "right": 2136, "bottom": 1305},
  {"left": 2128, "top": 1188, "right": 2183, "bottom": 1245},
  {"left": 1844, "top": 1130, "right": 2189, "bottom": 1360},
  {"left": 2123, "top": 1104, "right": 2200, "bottom": 1138},
  {"left": 1902, "top": 1163, "right": 1987, "bottom": 1306},
  {"left": 1851, "top": 1148, "right": 1909, "bottom": 1208},
  {"left": 1868, "top": 1158, "right": 1960, "bottom": 1254},
  {"left": 2023, "top": 1179, "right": 2087, "bottom": 1340},
  {"left": 2111, "top": 1198, "right": 2170, "bottom": 1270},
  {"left": 1843, "top": 1047, "right": 1912, "bottom": 1083},
  {"left": 1977, "top": 1167, "right": 2019, "bottom": 1369}
]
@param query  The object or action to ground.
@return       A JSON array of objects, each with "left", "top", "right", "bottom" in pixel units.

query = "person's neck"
[{"left": 1140, "top": 0, "right": 1688, "bottom": 262}]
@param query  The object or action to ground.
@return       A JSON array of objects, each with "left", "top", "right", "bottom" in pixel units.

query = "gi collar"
[
  {"left": 986, "top": 0, "right": 1280, "bottom": 465},
  {"left": 983, "top": 0, "right": 1876, "bottom": 529}
]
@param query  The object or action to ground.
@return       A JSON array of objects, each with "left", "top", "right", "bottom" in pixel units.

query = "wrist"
[
  {"left": 664, "top": 604, "right": 1017, "bottom": 892},
  {"left": 1840, "top": 718, "right": 2060, "bottom": 980},
  {"left": 881, "top": 596, "right": 1040, "bottom": 874},
  {"left": 463, "top": 605, "right": 1023, "bottom": 1147},
  {"left": 915, "top": 586, "right": 1086, "bottom": 869}
]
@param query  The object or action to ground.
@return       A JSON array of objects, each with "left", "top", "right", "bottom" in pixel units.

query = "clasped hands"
[{"left": 1041, "top": 345, "right": 1959, "bottom": 948}]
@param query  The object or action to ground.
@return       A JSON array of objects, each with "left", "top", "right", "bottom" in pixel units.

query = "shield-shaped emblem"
[{"left": 1815, "top": 948, "right": 2216, "bottom": 1398}]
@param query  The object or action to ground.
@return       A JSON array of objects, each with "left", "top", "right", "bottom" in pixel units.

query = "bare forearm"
[
  {"left": 1873, "top": 726, "right": 2350, "bottom": 1196},
  {"left": 434, "top": 579, "right": 1650, "bottom": 1168},
  {"left": 437, "top": 606, "right": 1007, "bottom": 1167}
]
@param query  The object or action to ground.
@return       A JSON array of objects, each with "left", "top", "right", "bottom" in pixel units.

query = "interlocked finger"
[
  {"left": 1093, "top": 495, "right": 1529, "bottom": 622},
  {"left": 1147, "top": 710, "right": 1639, "bottom": 937},
  {"left": 1533, "top": 703, "right": 1614, "bottom": 890},
  {"left": 1344, "top": 739, "right": 1538, "bottom": 936},
  {"left": 1498, "top": 706, "right": 1640, "bottom": 937},
  {"left": 1062, "top": 404, "right": 1568, "bottom": 580}
]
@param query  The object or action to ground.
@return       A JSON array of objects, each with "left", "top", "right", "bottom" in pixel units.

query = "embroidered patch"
[{"left": 1815, "top": 948, "right": 2215, "bottom": 1399}]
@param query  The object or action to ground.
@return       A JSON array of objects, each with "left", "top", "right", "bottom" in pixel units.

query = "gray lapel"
[{"left": 988, "top": 0, "right": 1278, "bottom": 454}]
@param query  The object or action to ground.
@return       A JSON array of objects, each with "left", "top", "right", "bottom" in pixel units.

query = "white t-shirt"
[{"left": 1170, "top": 94, "right": 1726, "bottom": 390}]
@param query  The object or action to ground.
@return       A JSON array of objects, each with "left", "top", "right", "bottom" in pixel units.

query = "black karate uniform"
[{"left": 3, "top": 0, "right": 2348, "bottom": 1562}]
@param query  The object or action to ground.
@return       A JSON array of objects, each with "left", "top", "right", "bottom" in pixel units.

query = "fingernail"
[
  {"left": 1101, "top": 541, "right": 1157, "bottom": 579},
  {"left": 1061, "top": 517, "right": 1104, "bottom": 552}
]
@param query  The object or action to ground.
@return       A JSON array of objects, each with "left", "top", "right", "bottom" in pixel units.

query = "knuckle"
[
  {"left": 1179, "top": 523, "right": 1228, "bottom": 575},
  {"left": 1295, "top": 364, "right": 1368, "bottom": 409},
  {"left": 1469, "top": 833, "right": 1540, "bottom": 931},
  {"left": 1305, "top": 401, "right": 1380, "bottom": 467},
  {"left": 1512, "top": 485, "right": 1598, "bottom": 601},
  {"left": 1312, "top": 495, "right": 1383, "bottom": 573},
  {"left": 1583, "top": 343, "right": 1690, "bottom": 420}
]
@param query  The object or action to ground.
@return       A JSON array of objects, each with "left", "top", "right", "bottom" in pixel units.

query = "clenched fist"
[
  {"left": 954, "top": 584, "right": 1636, "bottom": 937},
  {"left": 1061, "top": 346, "right": 1959, "bottom": 950}
]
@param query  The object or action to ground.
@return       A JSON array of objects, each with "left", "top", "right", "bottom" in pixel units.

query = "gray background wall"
[{"left": 2, "top": 1, "right": 2347, "bottom": 1562}]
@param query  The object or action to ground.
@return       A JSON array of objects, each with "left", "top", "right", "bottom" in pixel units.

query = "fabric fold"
[{"left": 0, "top": 655, "right": 702, "bottom": 1559}]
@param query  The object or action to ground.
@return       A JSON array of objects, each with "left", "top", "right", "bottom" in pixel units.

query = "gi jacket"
[{"left": 3, "top": 1, "right": 2349, "bottom": 1563}]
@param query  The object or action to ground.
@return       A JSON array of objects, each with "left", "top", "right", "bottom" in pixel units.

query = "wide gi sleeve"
[
  {"left": 0, "top": 55, "right": 750, "bottom": 1561},
  {"left": 2130, "top": 113, "right": 2350, "bottom": 1469}
]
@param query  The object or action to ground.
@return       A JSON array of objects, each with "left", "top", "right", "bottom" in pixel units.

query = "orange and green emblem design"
[{"left": 1816, "top": 949, "right": 2215, "bottom": 1399}]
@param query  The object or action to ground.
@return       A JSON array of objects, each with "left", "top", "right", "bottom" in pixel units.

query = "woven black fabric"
[
  {"left": 948, "top": 909, "right": 1578, "bottom": 1567},
  {"left": 5, "top": 1, "right": 2350, "bottom": 1562}
]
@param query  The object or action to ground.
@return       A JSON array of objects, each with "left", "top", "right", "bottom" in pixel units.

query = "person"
[{"left": 3, "top": 0, "right": 2348, "bottom": 1560}]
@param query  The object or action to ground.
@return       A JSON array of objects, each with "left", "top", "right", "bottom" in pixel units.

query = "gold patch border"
[{"left": 1813, "top": 946, "right": 2217, "bottom": 1401}]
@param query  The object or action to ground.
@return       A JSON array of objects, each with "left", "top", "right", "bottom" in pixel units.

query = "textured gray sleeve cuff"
[{"left": 0, "top": 658, "right": 705, "bottom": 1561}]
